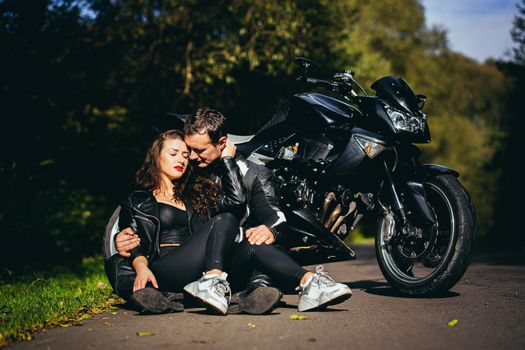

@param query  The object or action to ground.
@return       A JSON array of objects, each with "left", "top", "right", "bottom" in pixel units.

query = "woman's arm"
[{"left": 132, "top": 256, "right": 159, "bottom": 291}]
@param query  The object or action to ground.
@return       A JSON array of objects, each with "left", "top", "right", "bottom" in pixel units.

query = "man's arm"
[
  {"left": 245, "top": 166, "right": 286, "bottom": 244},
  {"left": 115, "top": 196, "right": 142, "bottom": 258},
  {"left": 216, "top": 139, "right": 247, "bottom": 219},
  {"left": 115, "top": 228, "right": 140, "bottom": 258}
]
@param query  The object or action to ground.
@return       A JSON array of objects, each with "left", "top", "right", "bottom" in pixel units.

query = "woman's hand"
[
  {"left": 132, "top": 256, "right": 158, "bottom": 292},
  {"left": 133, "top": 265, "right": 159, "bottom": 292}
]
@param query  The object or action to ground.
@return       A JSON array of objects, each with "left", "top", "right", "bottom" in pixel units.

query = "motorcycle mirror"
[{"left": 295, "top": 57, "right": 321, "bottom": 76}]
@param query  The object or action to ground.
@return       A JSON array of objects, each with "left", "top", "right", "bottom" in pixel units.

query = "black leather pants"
[
  {"left": 228, "top": 240, "right": 308, "bottom": 292},
  {"left": 105, "top": 212, "right": 239, "bottom": 299}
]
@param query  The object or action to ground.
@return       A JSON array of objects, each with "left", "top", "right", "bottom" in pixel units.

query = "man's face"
[{"left": 184, "top": 131, "right": 223, "bottom": 168}]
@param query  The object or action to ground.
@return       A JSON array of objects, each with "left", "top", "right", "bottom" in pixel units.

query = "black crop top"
[{"left": 158, "top": 202, "right": 189, "bottom": 245}]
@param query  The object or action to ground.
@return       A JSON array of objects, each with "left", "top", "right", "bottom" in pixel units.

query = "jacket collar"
[
  {"left": 132, "top": 190, "right": 159, "bottom": 218},
  {"left": 132, "top": 188, "right": 196, "bottom": 221}
]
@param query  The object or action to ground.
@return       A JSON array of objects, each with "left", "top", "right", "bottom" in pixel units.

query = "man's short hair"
[{"left": 184, "top": 107, "right": 228, "bottom": 144}]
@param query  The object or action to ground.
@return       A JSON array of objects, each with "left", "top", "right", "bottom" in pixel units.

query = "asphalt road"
[{"left": 9, "top": 244, "right": 525, "bottom": 350}]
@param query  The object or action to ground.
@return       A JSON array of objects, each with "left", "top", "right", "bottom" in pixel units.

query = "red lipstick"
[{"left": 175, "top": 166, "right": 184, "bottom": 172}]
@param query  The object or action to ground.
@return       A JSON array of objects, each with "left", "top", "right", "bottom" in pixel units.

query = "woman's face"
[{"left": 158, "top": 138, "right": 189, "bottom": 181}]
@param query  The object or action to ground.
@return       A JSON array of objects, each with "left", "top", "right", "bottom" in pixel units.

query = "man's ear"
[{"left": 217, "top": 136, "right": 228, "bottom": 150}]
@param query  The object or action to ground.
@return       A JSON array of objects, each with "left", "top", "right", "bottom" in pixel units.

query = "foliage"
[
  {"left": 0, "top": 0, "right": 520, "bottom": 268},
  {"left": 511, "top": 0, "right": 525, "bottom": 64},
  {"left": 0, "top": 257, "right": 120, "bottom": 347},
  {"left": 491, "top": 0, "right": 525, "bottom": 246}
]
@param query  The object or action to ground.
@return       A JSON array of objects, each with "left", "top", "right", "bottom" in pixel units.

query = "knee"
[
  {"left": 238, "top": 239, "right": 259, "bottom": 256},
  {"left": 213, "top": 212, "right": 240, "bottom": 230}
]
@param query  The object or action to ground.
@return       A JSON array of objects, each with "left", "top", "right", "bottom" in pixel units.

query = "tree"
[{"left": 511, "top": 0, "right": 525, "bottom": 63}]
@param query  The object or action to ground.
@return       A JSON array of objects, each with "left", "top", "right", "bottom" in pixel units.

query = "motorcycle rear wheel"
[{"left": 375, "top": 174, "right": 476, "bottom": 296}]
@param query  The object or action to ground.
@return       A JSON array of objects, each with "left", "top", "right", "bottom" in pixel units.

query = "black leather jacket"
[
  {"left": 104, "top": 156, "right": 245, "bottom": 299},
  {"left": 125, "top": 157, "right": 246, "bottom": 263},
  {"left": 209, "top": 154, "right": 287, "bottom": 243}
]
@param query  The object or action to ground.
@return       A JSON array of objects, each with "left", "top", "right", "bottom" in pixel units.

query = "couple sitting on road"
[{"left": 104, "top": 107, "right": 352, "bottom": 315}]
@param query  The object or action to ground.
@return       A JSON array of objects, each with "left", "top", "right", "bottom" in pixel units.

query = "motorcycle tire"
[{"left": 375, "top": 174, "right": 476, "bottom": 296}]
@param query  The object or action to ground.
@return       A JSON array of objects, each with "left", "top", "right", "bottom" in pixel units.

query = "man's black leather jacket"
[{"left": 208, "top": 154, "right": 287, "bottom": 243}]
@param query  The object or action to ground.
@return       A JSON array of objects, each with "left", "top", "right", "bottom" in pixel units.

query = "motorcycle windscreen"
[{"left": 371, "top": 76, "right": 420, "bottom": 115}]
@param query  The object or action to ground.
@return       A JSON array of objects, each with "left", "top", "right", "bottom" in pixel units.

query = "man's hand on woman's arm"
[
  {"left": 115, "top": 227, "right": 140, "bottom": 257},
  {"left": 132, "top": 256, "right": 158, "bottom": 292}
]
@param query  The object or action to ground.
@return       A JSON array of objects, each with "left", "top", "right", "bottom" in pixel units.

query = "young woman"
[{"left": 115, "top": 130, "right": 241, "bottom": 315}]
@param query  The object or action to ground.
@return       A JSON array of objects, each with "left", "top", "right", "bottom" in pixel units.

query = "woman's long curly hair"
[{"left": 135, "top": 130, "right": 221, "bottom": 219}]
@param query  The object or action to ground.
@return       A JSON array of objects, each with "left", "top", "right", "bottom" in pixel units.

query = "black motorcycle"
[
  {"left": 103, "top": 57, "right": 476, "bottom": 296},
  {"left": 229, "top": 57, "right": 476, "bottom": 296}
]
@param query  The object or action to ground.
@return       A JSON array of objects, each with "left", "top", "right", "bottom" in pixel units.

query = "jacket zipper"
[{"left": 134, "top": 206, "right": 161, "bottom": 260}]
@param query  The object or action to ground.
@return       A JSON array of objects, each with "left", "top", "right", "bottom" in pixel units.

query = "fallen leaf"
[
  {"left": 448, "top": 319, "right": 459, "bottom": 327},
  {"left": 111, "top": 312, "right": 118, "bottom": 315},
  {"left": 96, "top": 281, "right": 107, "bottom": 289},
  {"left": 308, "top": 338, "right": 317, "bottom": 342},
  {"left": 136, "top": 332, "right": 156, "bottom": 337},
  {"left": 289, "top": 314, "right": 308, "bottom": 320},
  {"left": 59, "top": 324, "right": 70, "bottom": 328}
]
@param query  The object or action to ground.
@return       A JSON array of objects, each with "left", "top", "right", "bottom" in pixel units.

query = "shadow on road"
[
  {"left": 364, "top": 286, "right": 460, "bottom": 298},
  {"left": 345, "top": 279, "right": 388, "bottom": 290}
]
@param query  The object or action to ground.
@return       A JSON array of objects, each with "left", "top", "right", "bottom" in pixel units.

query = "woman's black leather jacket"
[{"left": 104, "top": 156, "right": 245, "bottom": 299}]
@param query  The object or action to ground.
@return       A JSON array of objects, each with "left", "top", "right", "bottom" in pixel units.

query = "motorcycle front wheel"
[{"left": 375, "top": 174, "right": 476, "bottom": 296}]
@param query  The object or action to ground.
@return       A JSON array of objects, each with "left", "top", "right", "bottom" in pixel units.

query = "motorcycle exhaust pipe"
[
  {"left": 324, "top": 203, "right": 341, "bottom": 229},
  {"left": 320, "top": 192, "right": 336, "bottom": 222},
  {"left": 330, "top": 201, "right": 357, "bottom": 233}
]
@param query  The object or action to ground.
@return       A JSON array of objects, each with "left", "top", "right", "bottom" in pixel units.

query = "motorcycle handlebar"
[{"left": 305, "top": 77, "right": 336, "bottom": 88}]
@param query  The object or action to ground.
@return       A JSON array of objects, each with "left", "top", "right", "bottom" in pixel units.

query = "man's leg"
[{"left": 227, "top": 242, "right": 282, "bottom": 315}]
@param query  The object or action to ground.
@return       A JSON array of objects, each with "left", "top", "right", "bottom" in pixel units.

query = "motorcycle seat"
[{"left": 228, "top": 133, "right": 255, "bottom": 144}]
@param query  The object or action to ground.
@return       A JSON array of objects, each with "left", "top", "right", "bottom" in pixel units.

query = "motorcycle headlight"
[{"left": 383, "top": 104, "right": 425, "bottom": 134}]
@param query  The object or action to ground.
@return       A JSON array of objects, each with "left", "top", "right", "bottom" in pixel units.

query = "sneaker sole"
[
  {"left": 298, "top": 288, "right": 353, "bottom": 312},
  {"left": 230, "top": 287, "right": 282, "bottom": 315},
  {"left": 130, "top": 288, "right": 172, "bottom": 314},
  {"left": 183, "top": 284, "right": 228, "bottom": 315}
]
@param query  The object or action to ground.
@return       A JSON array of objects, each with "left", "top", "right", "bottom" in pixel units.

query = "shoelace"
[
  {"left": 296, "top": 265, "right": 336, "bottom": 294},
  {"left": 313, "top": 265, "right": 337, "bottom": 288},
  {"left": 210, "top": 277, "right": 232, "bottom": 304}
]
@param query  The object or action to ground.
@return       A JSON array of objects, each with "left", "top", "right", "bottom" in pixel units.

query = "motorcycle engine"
[
  {"left": 277, "top": 174, "right": 314, "bottom": 209},
  {"left": 275, "top": 169, "right": 359, "bottom": 238}
]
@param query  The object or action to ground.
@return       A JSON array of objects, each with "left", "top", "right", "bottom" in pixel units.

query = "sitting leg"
[
  {"left": 230, "top": 240, "right": 352, "bottom": 311},
  {"left": 181, "top": 212, "right": 239, "bottom": 314},
  {"left": 142, "top": 213, "right": 239, "bottom": 314}
]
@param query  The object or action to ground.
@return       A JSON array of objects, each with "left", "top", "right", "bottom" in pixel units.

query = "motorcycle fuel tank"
[{"left": 288, "top": 93, "right": 362, "bottom": 131}]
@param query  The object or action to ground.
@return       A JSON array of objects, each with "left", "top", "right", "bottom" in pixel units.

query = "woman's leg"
[{"left": 150, "top": 212, "right": 239, "bottom": 292}]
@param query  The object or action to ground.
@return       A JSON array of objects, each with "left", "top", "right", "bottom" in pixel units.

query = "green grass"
[{"left": 0, "top": 257, "right": 121, "bottom": 347}]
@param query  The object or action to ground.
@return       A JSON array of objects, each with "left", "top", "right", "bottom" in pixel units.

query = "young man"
[{"left": 114, "top": 107, "right": 286, "bottom": 314}]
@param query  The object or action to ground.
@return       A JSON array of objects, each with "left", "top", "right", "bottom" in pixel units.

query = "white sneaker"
[
  {"left": 183, "top": 272, "right": 231, "bottom": 315},
  {"left": 297, "top": 266, "right": 352, "bottom": 312}
]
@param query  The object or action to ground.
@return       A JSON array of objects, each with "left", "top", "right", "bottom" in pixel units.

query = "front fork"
[{"left": 382, "top": 161, "right": 408, "bottom": 228}]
